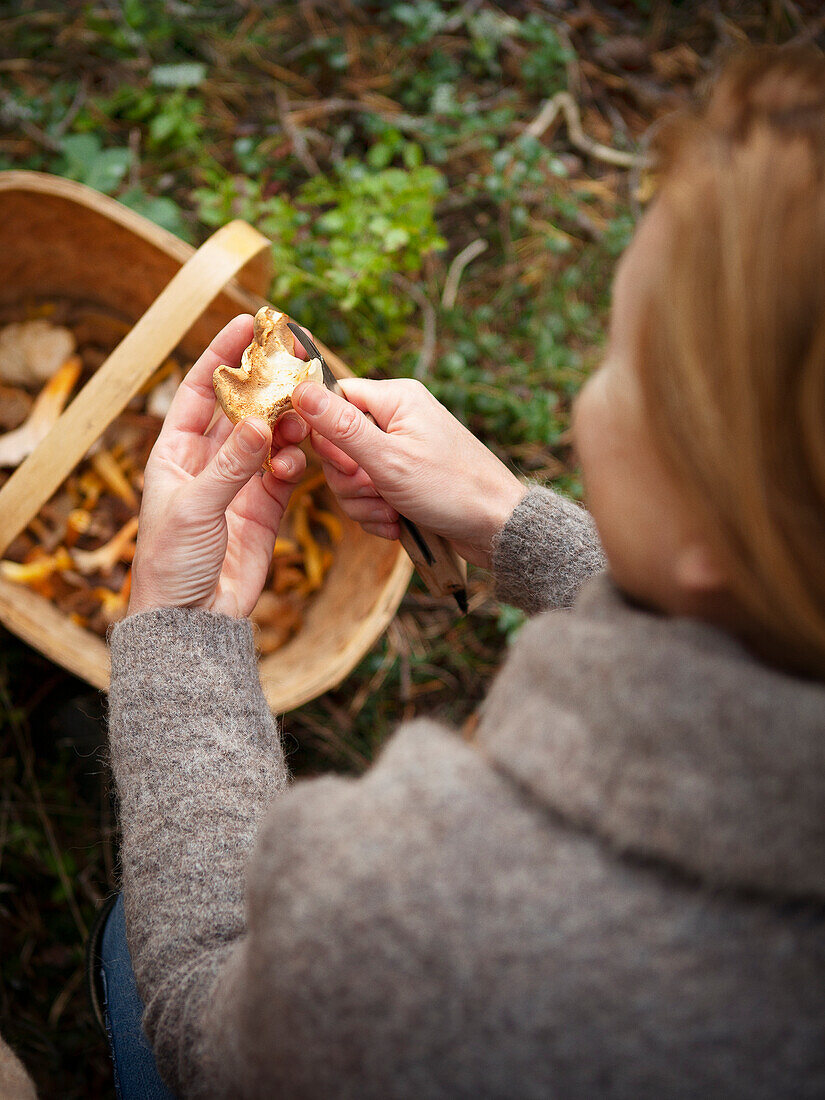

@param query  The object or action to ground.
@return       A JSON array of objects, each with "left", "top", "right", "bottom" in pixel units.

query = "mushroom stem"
[
  {"left": 90, "top": 450, "right": 138, "bottom": 508},
  {"left": 0, "top": 356, "right": 82, "bottom": 468},
  {"left": 94, "top": 570, "right": 132, "bottom": 623},
  {"left": 71, "top": 516, "right": 139, "bottom": 576},
  {"left": 0, "top": 547, "right": 73, "bottom": 585}
]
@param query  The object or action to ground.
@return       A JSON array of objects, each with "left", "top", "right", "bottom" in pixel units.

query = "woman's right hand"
[{"left": 291, "top": 378, "right": 526, "bottom": 568}]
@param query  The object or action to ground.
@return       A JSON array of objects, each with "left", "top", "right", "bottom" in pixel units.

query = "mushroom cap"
[
  {"left": 213, "top": 307, "right": 324, "bottom": 428},
  {"left": 0, "top": 320, "right": 76, "bottom": 387}
]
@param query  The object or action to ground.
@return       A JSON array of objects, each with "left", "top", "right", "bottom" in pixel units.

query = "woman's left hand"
[{"left": 128, "top": 315, "right": 307, "bottom": 619}]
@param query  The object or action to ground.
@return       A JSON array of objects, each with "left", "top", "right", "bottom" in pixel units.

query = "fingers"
[
  {"left": 314, "top": 449, "right": 399, "bottom": 538},
  {"left": 335, "top": 493, "right": 399, "bottom": 527},
  {"left": 162, "top": 315, "right": 254, "bottom": 439},
  {"left": 337, "top": 376, "right": 432, "bottom": 431},
  {"left": 290, "top": 326, "right": 318, "bottom": 361},
  {"left": 268, "top": 444, "right": 306, "bottom": 484},
  {"left": 360, "top": 518, "right": 401, "bottom": 541},
  {"left": 189, "top": 416, "right": 271, "bottom": 517},
  {"left": 320, "top": 455, "right": 378, "bottom": 500},
  {"left": 309, "top": 430, "right": 359, "bottom": 476},
  {"left": 272, "top": 411, "right": 309, "bottom": 451},
  {"left": 292, "top": 383, "right": 386, "bottom": 469},
  {"left": 232, "top": 444, "right": 306, "bottom": 528}
]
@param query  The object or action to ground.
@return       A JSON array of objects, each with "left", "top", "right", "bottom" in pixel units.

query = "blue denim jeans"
[{"left": 100, "top": 893, "right": 176, "bottom": 1100}]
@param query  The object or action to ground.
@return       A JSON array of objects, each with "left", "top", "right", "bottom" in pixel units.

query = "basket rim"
[{"left": 0, "top": 168, "right": 196, "bottom": 265}]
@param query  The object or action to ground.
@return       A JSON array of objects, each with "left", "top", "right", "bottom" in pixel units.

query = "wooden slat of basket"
[
  {"left": 0, "top": 219, "right": 269, "bottom": 556},
  {"left": 0, "top": 575, "right": 109, "bottom": 688}
]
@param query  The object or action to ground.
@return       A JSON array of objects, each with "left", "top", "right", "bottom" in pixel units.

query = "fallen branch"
[
  {"left": 524, "top": 91, "right": 645, "bottom": 170},
  {"left": 276, "top": 85, "right": 321, "bottom": 176},
  {"left": 441, "top": 238, "right": 488, "bottom": 309}
]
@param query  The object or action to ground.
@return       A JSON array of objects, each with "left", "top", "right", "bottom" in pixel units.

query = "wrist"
[
  {"left": 458, "top": 476, "right": 528, "bottom": 569},
  {"left": 488, "top": 476, "right": 529, "bottom": 540}
]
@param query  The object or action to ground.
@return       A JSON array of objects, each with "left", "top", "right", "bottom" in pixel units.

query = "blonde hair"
[{"left": 637, "top": 48, "right": 825, "bottom": 678}]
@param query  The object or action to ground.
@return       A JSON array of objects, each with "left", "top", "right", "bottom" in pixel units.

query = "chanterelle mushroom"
[
  {"left": 213, "top": 307, "right": 324, "bottom": 431},
  {"left": 0, "top": 356, "right": 81, "bottom": 468}
]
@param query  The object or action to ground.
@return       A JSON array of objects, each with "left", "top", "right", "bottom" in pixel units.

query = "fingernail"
[
  {"left": 272, "top": 455, "right": 294, "bottom": 477},
  {"left": 279, "top": 412, "right": 306, "bottom": 441},
  {"left": 238, "top": 419, "right": 268, "bottom": 454},
  {"left": 297, "top": 384, "right": 328, "bottom": 416}
]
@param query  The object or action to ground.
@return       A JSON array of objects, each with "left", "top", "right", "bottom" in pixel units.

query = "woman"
[{"left": 104, "top": 48, "right": 825, "bottom": 1098}]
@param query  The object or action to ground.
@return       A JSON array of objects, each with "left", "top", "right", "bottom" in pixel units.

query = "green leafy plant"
[
  {"left": 57, "top": 133, "right": 132, "bottom": 193},
  {"left": 519, "top": 15, "right": 573, "bottom": 94},
  {"left": 195, "top": 160, "right": 446, "bottom": 359},
  {"left": 118, "top": 187, "right": 191, "bottom": 239}
]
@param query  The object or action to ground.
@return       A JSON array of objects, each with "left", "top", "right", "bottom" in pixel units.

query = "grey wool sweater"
[{"left": 108, "top": 487, "right": 825, "bottom": 1099}]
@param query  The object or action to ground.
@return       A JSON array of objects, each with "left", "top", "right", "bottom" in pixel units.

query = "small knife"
[{"left": 288, "top": 322, "right": 468, "bottom": 613}]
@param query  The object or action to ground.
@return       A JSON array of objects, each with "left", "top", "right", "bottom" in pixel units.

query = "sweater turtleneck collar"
[{"left": 477, "top": 572, "right": 825, "bottom": 901}]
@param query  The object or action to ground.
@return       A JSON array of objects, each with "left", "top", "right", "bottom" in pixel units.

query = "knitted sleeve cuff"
[
  {"left": 108, "top": 605, "right": 279, "bottom": 757},
  {"left": 110, "top": 605, "right": 258, "bottom": 680},
  {"left": 490, "top": 485, "right": 606, "bottom": 614}
]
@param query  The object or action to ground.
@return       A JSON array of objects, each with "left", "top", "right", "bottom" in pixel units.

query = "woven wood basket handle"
[{"left": 0, "top": 220, "right": 270, "bottom": 556}]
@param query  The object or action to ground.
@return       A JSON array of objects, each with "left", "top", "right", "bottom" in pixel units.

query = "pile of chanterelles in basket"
[{"left": 0, "top": 314, "right": 341, "bottom": 652}]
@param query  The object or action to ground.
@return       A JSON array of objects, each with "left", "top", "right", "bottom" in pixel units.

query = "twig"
[
  {"left": 48, "top": 965, "right": 84, "bottom": 1028},
  {"left": 441, "top": 238, "right": 488, "bottom": 309},
  {"left": 289, "top": 710, "right": 370, "bottom": 771},
  {"left": 348, "top": 637, "right": 398, "bottom": 718},
  {"left": 53, "top": 78, "right": 88, "bottom": 139},
  {"left": 0, "top": 92, "right": 62, "bottom": 153},
  {"left": 780, "top": 0, "right": 806, "bottom": 32},
  {"left": 276, "top": 85, "right": 321, "bottom": 176},
  {"left": 392, "top": 274, "right": 436, "bottom": 380},
  {"left": 555, "top": 20, "right": 581, "bottom": 101},
  {"left": 127, "top": 127, "right": 141, "bottom": 189},
  {"left": 524, "top": 91, "right": 644, "bottom": 170},
  {"left": 247, "top": 48, "right": 318, "bottom": 96},
  {"left": 788, "top": 7, "right": 825, "bottom": 45}
]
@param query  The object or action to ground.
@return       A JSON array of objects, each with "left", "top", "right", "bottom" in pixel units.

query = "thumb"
[
  {"left": 293, "top": 382, "right": 384, "bottom": 469},
  {"left": 190, "top": 417, "right": 271, "bottom": 516}
]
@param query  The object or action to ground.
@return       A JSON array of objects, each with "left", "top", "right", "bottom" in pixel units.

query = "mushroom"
[
  {"left": 90, "top": 450, "right": 138, "bottom": 508},
  {"left": 146, "top": 366, "right": 183, "bottom": 419},
  {"left": 251, "top": 590, "right": 304, "bottom": 655},
  {"left": 64, "top": 508, "right": 94, "bottom": 547},
  {"left": 213, "top": 307, "right": 324, "bottom": 434},
  {"left": 93, "top": 570, "right": 132, "bottom": 625},
  {"left": 0, "top": 356, "right": 82, "bottom": 467},
  {"left": 74, "top": 469, "right": 104, "bottom": 510},
  {"left": 0, "top": 547, "right": 73, "bottom": 586},
  {"left": 0, "top": 320, "right": 77, "bottom": 387},
  {"left": 71, "top": 516, "right": 139, "bottom": 576}
]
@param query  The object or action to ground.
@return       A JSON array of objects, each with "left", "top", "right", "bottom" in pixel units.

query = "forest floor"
[{"left": 0, "top": 1, "right": 820, "bottom": 1094}]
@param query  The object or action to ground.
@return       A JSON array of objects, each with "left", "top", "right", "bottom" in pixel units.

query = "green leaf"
[
  {"left": 149, "top": 110, "right": 178, "bottom": 144},
  {"left": 383, "top": 226, "right": 410, "bottom": 251},
  {"left": 84, "top": 147, "right": 132, "bottom": 193},
  {"left": 150, "top": 62, "right": 207, "bottom": 89},
  {"left": 118, "top": 188, "right": 191, "bottom": 240},
  {"left": 59, "top": 134, "right": 132, "bottom": 194},
  {"left": 60, "top": 133, "right": 101, "bottom": 174}
]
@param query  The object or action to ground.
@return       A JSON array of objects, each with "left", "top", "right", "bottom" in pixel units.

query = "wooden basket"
[{"left": 0, "top": 171, "right": 412, "bottom": 712}]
